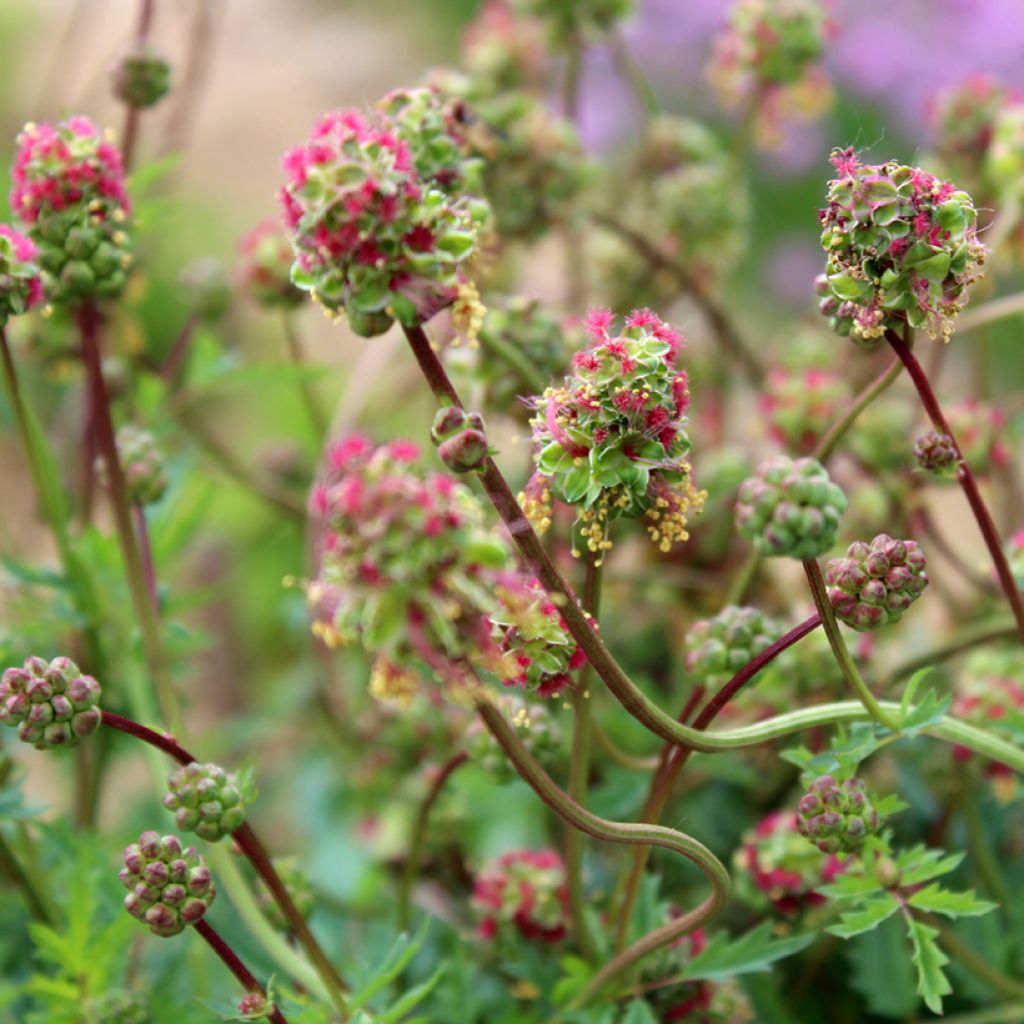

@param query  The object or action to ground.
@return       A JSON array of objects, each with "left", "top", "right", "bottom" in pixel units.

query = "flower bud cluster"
[
  {"left": 238, "top": 220, "right": 305, "bottom": 309},
  {"left": 11, "top": 117, "right": 133, "bottom": 303},
  {"left": 120, "top": 831, "right": 216, "bottom": 937},
  {"left": 826, "top": 534, "right": 928, "bottom": 632},
  {"left": 472, "top": 848, "right": 569, "bottom": 942},
  {"left": 0, "top": 655, "right": 102, "bottom": 749},
  {"left": 735, "top": 455, "right": 846, "bottom": 559},
  {"left": 797, "top": 775, "right": 880, "bottom": 854},
  {"left": 488, "top": 576, "right": 589, "bottom": 697},
  {"left": 466, "top": 694, "right": 561, "bottom": 783},
  {"left": 431, "top": 406, "right": 489, "bottom": 473},
  {"left": 914, "top": 431, "right": 959, "bottom": 476},
  {"left": 236, "top": 994, "right": 274, "bottom": 1021},
  {"left": 523, "top": 308, "right": 703, "bottom": 557},
  {"left": 686, "top": 605, "right": 783, "bottom": 690},
  {"left": 0, "top": 224, "right": 43, "bottom": 325},
  {"left": 818, "top": 148, "right": 986, "bottom": 343},
  {"left": 96, "top": 425, "right": 168, "bottom": 506},
  {"left": 708, "top": 0, "right": 833, "bottom": 147},
  {"left": 279, "top": 104, "right": 487, "bottom": 335},
  {"left": 111, "top": 42, "right": 172, "bottom": 109},
  {"left": 734, "top": 811, "right": 842, "bottom": 916},
  {"left": 163, "top": 762, "right": 253, "bottom": 842},
  {"left": 760, "top": 367, "right": 845, "bottom": 453}
]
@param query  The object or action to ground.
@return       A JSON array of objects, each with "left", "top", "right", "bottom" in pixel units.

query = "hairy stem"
[
  {"left": 885, "top": 327, "right": 1024, "bottom": 641},
  {"left": 802, "top": 559, "right": 897, "bottom": 729},
  {"left": 193, "top": 918, "right": 289, "bottom": 1024},
  {"left": 397, "top": 751, "right": 468, "bottom": 931}
]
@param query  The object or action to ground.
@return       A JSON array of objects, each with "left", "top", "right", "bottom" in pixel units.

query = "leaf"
[
  {"left": 907, "top": 884, "right": 998, "bottom": 919},
  {"left": 897, "top": 846, "right": 964, "bottom": 886},
  {"left": 847, "top": 915, "right": 918, "bottom": 1019},
  {"left": 907, "top": 919, "right": 952, "bottom": 1014},
  {"left": 899, "top": 668, "right": 932, "bottom": 717},
  {"left": 552, "top": 956, "right": 596, "bottom": 1006},
  {"left": 828, "top": 894, "right": 901, "bottom": 938},
  {"left": 679, "top": 922, "right": 815, "bottom": 983},
  {"left": 377, "top": 964, "right": 446, "bottom": 1022},
  {"left": 348, "top": 923, "right": 428, "bottom": 1011},
  {"left": 899, "top": 690, "right": 952, "bottom": 737},
  {"left": 818, "top": 871, "right": 886, "bottom": 901},
  {"left": 620, "top": 1000, "right": 658, "bottom": 1024}
]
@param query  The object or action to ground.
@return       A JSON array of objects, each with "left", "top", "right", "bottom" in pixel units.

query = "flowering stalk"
[
  {"left": 802, "top": 559, "right": 898, "bottom": 729},
  {"left": 100, "top": 710, "right": 350, "bottom": 1012},
  {"left": 885, "top": 327, "right": 1024, "bottom": 640},
  {"left": 193, "top": 919, "right": 289, "bottom": 1024},
  {"left": 477, "top": 699, "right": 729, "bottom": 1007},
  {"left": 397, "top": 751, "right": 468, "bottom": 930},
  {"left": 119, "top": 0, "right": 157, "bottom": 171}
]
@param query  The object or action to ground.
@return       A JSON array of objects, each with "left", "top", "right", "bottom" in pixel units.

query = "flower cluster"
[
  {"left": 11, "top": 117, "right": 133, "bottom": 304},
  {"left": 111, "top": 42, "right": 172, "bottom": 109},
  {"left": 466, "top": 694, "right": 561, "bottom": 783},
  {"left": 163, "top": 762, "right": 252, "bottom": 842},
  {"left": 96, "top": 426, "right": 168, "bottom": 506},
  {"left": 472, "top": 848, "right": 569, "bottom": 941},
  {"left": 120, "top": 832, "right": 216, "bottom": 937},
  {"left": 760, "top": 367, "right": 845, "bottom": 453},
  {"left": 0, "top": 655, "right": 102, "bottom": 749},
  {"left": 914, "top": 431, "right": 959, "bottom": 476},
  {"left": 826, "top": 534, "right": 928, "bottom": 632},
  {"left": 734, "top": 812, "right": 841, "bottom": 916},
  {"left": 686, "top": 605, "right": 782, "bottom": 691},
  {"left": 946, "top": 399, "right": 1012, "bottom": 475},
  {"left": 488, "top": 576, "right": 589, "bottom": 697},
  {"left": 708, "top": 0, "right": 833, "bottom": 146},
  {"left": 307, "top": 435, "right": 513, "bottom": 687},
  {"left": 523, "top": 308, "right": 703, "bottom": 557},
  {"left": 735, "top": 455, "right": 846, "bottom": 559},
  {"left": 0, "top": 224, "right": 43, "bottom": 326},
  {"left": 817, "top": 148, "right": 986, "bottom": 342},
  {"left": 797, "top": 775, "right": 880, "bottom": 854},
  {"left": 238, "top": 220, "right": 305, "bottom": 308},
  {"left": 279, "top": 106, "right": 486, "bottom": 335}
]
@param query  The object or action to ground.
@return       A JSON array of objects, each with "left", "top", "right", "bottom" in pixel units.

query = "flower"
[
  {"left": 914, "top": 431, "right": 959, "bottom": 476},
  {"left": 946, "top": 399, "right": 1012, "bottom": 474},
  {"left": 524, "top": 307, "right": 703, "bottom": 556},
  {"left": 797, "top": 775, "right": 880, "bottom": 854},
  {"left": 826, "top": 534, "right": 928, "bottom": 631},
  {"left": 760, "top": 367, "right": 846, "bottom": 453},
  {"left": 279, "top": 105, "right": 487, "bottom": 335},
  {"left": 818, "top": 149, "right": 987, "bottom": 343},
  {"left": 472, "top": 848, "right": 569, "bottom": 941},
  {"left": 120, "top": 831, "right": 216, "bottom": 937},
  {"left": 462, "top": 0, "right": 550, "bottom": 92},
  {"left": 735, "top": 455, "right": 846, "bottom": 559},
  {"left": 163, "top": 762, "right": 253, "bottom": 842},
  {"left": 11, "top": 117, "right": 133, "bottom": 303},
  {"left": 0, "top": 655, "right": 102, "bottom": 749},
  {"left": 0, "top": 223, "right": 44, "bottom": 325},
  {"left": 430, "top": 405, "right": 489, "bottom": 473},
  {"left": 238, "top": 220, "right": 305, "bottom": 308}
]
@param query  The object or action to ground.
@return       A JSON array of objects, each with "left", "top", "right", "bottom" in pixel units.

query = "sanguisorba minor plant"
[{"left": 3, "top": 0, "right": 1024, "bottom": 1021}]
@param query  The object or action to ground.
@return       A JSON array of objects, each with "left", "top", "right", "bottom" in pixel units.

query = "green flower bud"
[
  {"left": 163, "top": 762, "right": 253, "bottom": 842},
  {"left": 112, "top": 42, "right": 172, "bottom": 109},
  {"left": 0, "top": 655, "right": 102, "bottom": 749}
]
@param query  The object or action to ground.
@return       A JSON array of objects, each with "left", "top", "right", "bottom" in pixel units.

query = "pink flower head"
[
  {"left": 472, "top": 848, "right": 569, "bottom": 943},
  {"left": 0, "top": 223, "right": 43, "bottom": 321}
]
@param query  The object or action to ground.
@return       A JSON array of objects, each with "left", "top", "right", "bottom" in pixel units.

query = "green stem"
[
  {"left": 802, "top": 559, "right": 898, "bottom": 730},
  {"left": 812, "top": 355, "right": 903, "bottom": 462},
  {"left": 590, "top": 720, "right": 659, "bottom": 771},
  {"left": 0, "top": 828, "right": 52, "bottom": 923},
  {"left": 477, "top": 701, "right": 729, "bottom": 1010},
  {"left": 397, "top": 751, "right": 468, "bottom": 931},
  {"left": 565, "top": 551, "right": 603, "bottom": 960},
  {"left": 913, "top": 1005, "right": 1024, "bottom": 1024}
]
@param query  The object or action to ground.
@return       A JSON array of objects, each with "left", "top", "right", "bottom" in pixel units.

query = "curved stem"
[
  {"left": 566, "top": 551, "right": 603, "bottom": 960},
  {"left": 802, "top": 559, "right": 897, "bottom": 729},
  {"left": 477, "top": 700, "right": 729, "bottom": 1008},
  {"left": 590, "top": 720, "right": 659, "bottom": 772},
  {"left": 475, "top": 323, "right": 547, "bottom": 394},
  {"left": 397, "top": 751, "right": 468, "bottom": 930},
  {"left": 813, "top": 355, "right": 903, "bottom": 462},
  {"left": 101, "top": 711, "right": 349, "bottom": 1011},
  {"left": 588, "top": 213, "right": 764, "bottom": 386},
  {"left": 193, "top": 918, "right": 289, "bottom": 1024},
  {"left": 885, "top": 327, "right": 1024, "bottom": 641}
]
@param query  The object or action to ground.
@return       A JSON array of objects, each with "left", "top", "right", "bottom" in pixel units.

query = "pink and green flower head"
[
  {"left": 818, "top": 148, "right": 987, "bottom": 343},
  {"left": 797, "top": 775, "right": 880, "bottom": 854},
  {"left": 96, "top": 425, "right": 169, "bottom": 506},
  {"left": 523, "top": 307, "right": 704, "bottom": 558},
  {"left": 306, "top": 435, "right": 513, "bottom": 687},
  {"left": 708, "top": 0, "right": 834, "bottom": 147},
  {"left": 952, "top": 649, "right": 1024, "bottom": 781},
  {"left": 472, "top": 848, "right": 569, "bottom": 942},
  {"left": 0, "top": 655, "right": 102, "bottom": 749},
  {"left": 238, "top": 220, "right": 305, "bottom": 309},
  {"left": 0, "top": 224, "right": 44, "bottom": 325},
  {"left": 760, "top": 367, "right": 846, "bottom": 453},
  {"left": 945, "top": 399, "right": 1013, "bottom": 476},
  {"left": 278, "top": 106, "right": 486, "bottom": 336},
  {"left": 734, "top": 811, "right": 843, "bottom": 916},
  {"left": 11, "top": 117, "right": 133, "bottom": 303}
]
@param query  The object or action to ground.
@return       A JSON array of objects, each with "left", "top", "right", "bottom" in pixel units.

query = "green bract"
[{"left": 735, "top": 455, "right": 846, "bottom": 559}]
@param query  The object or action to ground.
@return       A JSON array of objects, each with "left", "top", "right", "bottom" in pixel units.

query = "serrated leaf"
[
  {"left": 899, "top": 690, "right": 952, "bottom": 737},
  {"left": 679, "top": 922, "right": 814, "bottom": 983},
  {"left": 897, "top": 846, "right": 964, "bottom": 886},
  {"left": 899, "top": 668, "right": 932, "bottom": 717},
  {"left": 349, "top": 923, "right": 428, "bottom": 1010},
  {"left": 620, "top": 1000, "right": 658, "bottom": 1024},
  {"left": 907, "top": 919, "right": 952, "bottom": 1014},
  {"left": 847, "top": 914, "right": 917, "bottom": 1019},
  {"left": 873, "top": 794, "right": 910, "bottom": 819},
  {"left": 818, "top": 871, "right": 886, "bottom": 900},
  {"left": 377, "top": 964, "right": 446, "bottom": 1022},
  {"left": 907, "top": 884, "right": 998, "bottom": 919},
  {"left": 828, "top": 894, "right": 901, "bottom": 938},
  {"left": 552, "top": 956, "right": 595, "bottom": 1006}
]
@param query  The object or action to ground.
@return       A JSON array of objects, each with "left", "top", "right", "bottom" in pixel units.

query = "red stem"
[
  {"left": 885, "top": 328, "right": 1024, "bottom": 641},
  {"left": 119, "top": 0, "right": 157, "bottom": 172},
  {"left": 103, "top": 710, "right": 192, "bottom": 764},
  {"left": 193, "top": 918, "right": 288, "bottom": 1024}
]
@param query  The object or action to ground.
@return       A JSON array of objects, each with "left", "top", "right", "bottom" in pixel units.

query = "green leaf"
[
  {"left": 899, "top": 668, "right": 931, "bottom": 717},
  {"left": 349, "top": 924, "right": 428, "bottom": 1011},
  {"left": 907, "top": 884, "right": 998, "bottom": 919},
  {"left": 620, "top": 1000, "right": 658, "bottom": 1024},
  {"left": 847, "top": 915, "right": 918, "bottom": 1019},
  {"left": 897, "top": 846, "right": 964, "bottom": 886},
  {"left": 828, "top": 894, "right": 901, "bottom": 938},
  {"left": 907, "top": 919, "right": 952, "bottom": 1014},
  {"left": 552, "top": 956, "right": 596, "bottom": 1006},
  {"left": 899, "top": 690, "right": 952, "bottom": 737},
  {"left": 679, "top": 922, "right": 815, "bottom": 983},
  {"left": 377, "top": 964, "right": 446, "bottom": 1022}
]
